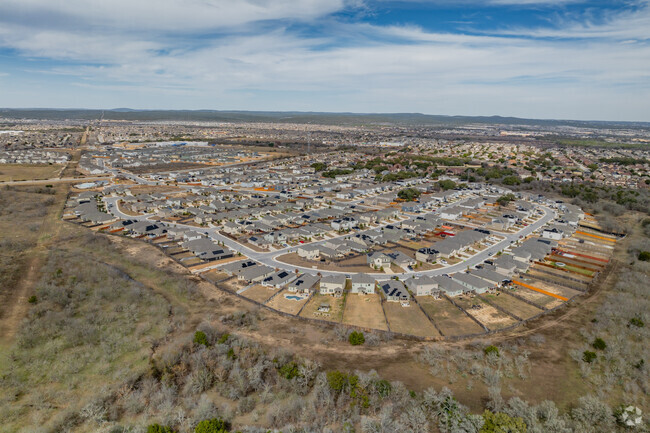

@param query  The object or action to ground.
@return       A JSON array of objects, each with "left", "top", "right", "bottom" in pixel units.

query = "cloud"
[{"left": 0, "top": 0, "right": 648, "bottom": 120}]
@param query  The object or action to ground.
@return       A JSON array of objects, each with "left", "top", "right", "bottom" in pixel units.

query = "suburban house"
[
  {"left": 367, "top": 252, "right": 392, "bottom": 270},
  {"left": 416, "top": 247, "right": 439, "bottom": 263},
  {"left": 319, "top": 275, "right": 346, "bottom": 297},
  {"left": 297, "top": 245, "right": 320, "bottom": 260},
  {"left": 287, "top": 273, "right": 320, "bottom": 295},
  {"left": 386, "top": 250, "right": 416, "bottom": 270},
  {"left": 433, "top": 275, "right": 466, "bottom": 297},
  {"left": 469, "top": 268, "right": 507, "bottom": 287},
  {"left": 451, "top": 272, "right": 492, "bottom": 294},
  {"left": 404, "top": 276, "right": 439, "bottom": 296},
  {"left": 379, "top": 281, "right": 410, "bottom": 306},
  {"left": 261, "top": 270, "right": 295, "bottom": 288},
  {"left": 350, "top": 274, "right": 376, "bottom": 294},
  {"left": 238, "top": 265, "right": 275, "bottom": 283}
]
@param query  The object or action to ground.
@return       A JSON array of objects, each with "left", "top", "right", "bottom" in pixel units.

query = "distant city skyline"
[{"left": 1, "top": 0, "right": 649, "bottom": 121}]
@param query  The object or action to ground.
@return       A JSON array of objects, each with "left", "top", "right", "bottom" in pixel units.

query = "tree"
[
  {"left": 638, "top": 251, "right": 650, "bottom": 261},
  {"left": 592, "top": 338, "right": 607, "bottom": 350},
  {"left": 193, "top": 330, "right": 209, "bottom": 346},
  {"left": 480, "top": 410, "right": 527, "bottom": 432},
  {"left": 397, "top": 188, "right": 422, "bottom": 201},
  {"left": 437, "top": 180, "right": 457, "bottom": 190},
  {"left": 502, "top": 176, "right": 521, "bottom": 186},
  {"left": 195, "top": 418, "right": 229, "bottom": 433},
  {"left": 583, "top": 350, "right": 597, "bottom": 363},
  {"left": 148, "top": 424, "right": 175, "bottom": 433},
  {"left": 496, "top": 194, "right": 516, "bottom": 207},
  {"left": 349, "top": 331, "right": 365, "bottom": 346},
  {"left": 311, "top": 162, "right": 327, "bottom": 172}
]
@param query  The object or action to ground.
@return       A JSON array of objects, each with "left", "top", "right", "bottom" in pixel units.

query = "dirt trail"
[{"left": 0, "top": 186, "right": 68, "bottom": 344}]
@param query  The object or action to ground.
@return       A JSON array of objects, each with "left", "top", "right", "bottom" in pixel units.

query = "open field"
[
  {"left": 416, "top": 296, "right": 484, "bottom": 336},
  {"left": 454, "top": 296, "right": 518, "bottom": 330},
  {"left": 509, "top": 285, "right": 565, "bottom": 309},
  {"left": 276, "top": 252, "right": 384, "bottom": 273},
  {"left": 341, "top": 294, "right": 388, "bottom": 331},
  {"left": 0, "top": 164, "right": 62, "bottom": 182},
  {"left": 383, "top": 301, "right": 440, "bottom": 337},
  {"left": 266, "top": 289, "right": 309, "bottom": 315},
  {"left": 242, "top": 284, "right": 279, "bottom": 303},
  {"left": 483, "top": 291, "right": 545, "bottom": 319},
  {"left": 299, "top": 293, "right": 345, "bottom": 322}
]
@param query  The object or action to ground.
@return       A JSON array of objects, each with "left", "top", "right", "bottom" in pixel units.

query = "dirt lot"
[
  {"left": 342, "top": 294, "right": 388, "bottom": 331},
  {"left": 417, "top": 297, "right": 484, "bottom": 336},
  {"left": 0, "top": 164, "right": 63, "bottom": 182},
  {"left": 276, "top": 252, "right": 384, "bottom": 273},
  {"left": 383, "top": 301, "right": 440, "bottom": 337},
  {"left": 241, "top": 284, "right": 278, "bottom": 304},
  {"left": 517, "top": 276, "right": 584, "bottom": 300},
  {"left": 526, "top": 269, "right": 590, "bottom": 291},
  {"left": 483, "top": 292, "right": 545, "bottom": 320},
  {"left": 299, "top": 293, "right": 345, "bottom": 323},
  {"left": 510, "top": 286, "right": 564, "bottom": 309},
  {"left": 455, "top": 296, "right": 518, "bottom": 330},
  {"left": 266, "top": 290, "right": 309, "bottom": 315}
]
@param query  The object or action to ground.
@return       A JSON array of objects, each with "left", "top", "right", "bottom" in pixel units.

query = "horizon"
[
  {"left": 1, "top": 1, "right": 649, "bottom": 121},
  {"left": 2, "top": 107, "right": 650, "bottom": 125}
]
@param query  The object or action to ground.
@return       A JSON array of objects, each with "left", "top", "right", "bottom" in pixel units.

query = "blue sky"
[{"left": 0, "top": 0, "right": 649, "bottom": 121}]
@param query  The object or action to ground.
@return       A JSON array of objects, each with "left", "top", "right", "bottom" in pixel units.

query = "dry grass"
[
  {"left": 299, "top": 293, "right": 345, "bottom": 322},
  {"left": 341, "top": 294, "right": 388, "bottom": 331},
  {"left": 383, "top": 301, "right": 440, "bottom": 337},
  {"left": 0, "top": 164, "right": 62, "bottom": 182},
  {"left": 242, "top": 284, "right": 278, "bottom": 304},
  {"left": 416, "top": 296, "right": 484, "bottom": 336}
]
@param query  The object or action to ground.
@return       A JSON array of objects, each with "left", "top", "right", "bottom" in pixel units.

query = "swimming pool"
[{"left": 285, "top": 295, "right": 305, "bottom": 301}]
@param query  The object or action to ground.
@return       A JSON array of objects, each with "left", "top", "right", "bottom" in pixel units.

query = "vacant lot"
[
  {"left": 517, "top": 276, "right": 583, "bottom": 300},
  {"left": 383, "top": 301, "right": 440, "bottom": 337},
  {"left": 300, "top": 293, "right": 345, "bottom": 322},
  {"left": 510, "top": 286, "right": 564, "bottom": 309},
  {"left": 417, "top": 297, "right": 484, "bottom": 337},
  {"left": 342, "top": 294, "right": 388, "bottom": 331},
  {"left": 455, "top": 296, "right": 518, "bottom": 330},
  {"left": 483, "top": 292, "right": 545, "bottom": 320},
  {"left": 276, "top": 252, "right": 384, "bottom": 273},
  {"left": 0, "top": 164, "right": 62, "bottom": 182},
  {"left": 242, "top": 284, "right": 278, "bottom": 304},
  {"left": 266, "top": 289, "right": 309, "bottom": 315}
]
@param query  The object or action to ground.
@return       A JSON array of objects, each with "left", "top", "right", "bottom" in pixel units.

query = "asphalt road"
[{"left": 104, "top": 194, "right": 557, "bottom": 281}]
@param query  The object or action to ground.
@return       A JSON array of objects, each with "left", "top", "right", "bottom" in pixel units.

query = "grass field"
[
  {"left": 266, "top": 289, "right": 309, "bottom": 315},
  {"left": 383, "top": 301, "right": 440, "bottom": 337},
  {"left": 241, "top": 284, "right": 278, "bottom": 303},
  {"left": 416, "top": 296, "right": 484, "bottom": 336},
  {"left": 299, "top": 293, "right": 345, "bottom": 322},
  {"left": 342, "top": 294, "right": 388, "bottom": 331},
  {"left": 0, "top": 164, "right": 62, "bottom": 182}
]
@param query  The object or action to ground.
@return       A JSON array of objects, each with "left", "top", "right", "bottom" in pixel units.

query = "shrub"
[
  {"left": 217, "top": 333, "right": 230, "bottom": 344},
  {"left": 583, "top": 351, "right": 597, "bottom": 363},
  {"left": 480, "top": 410, "right": 527, "bottom": 432},
  {"left": 629, "top": 317, "right": 644, "bottom": 328},
  {"left": 484, "top": 345, "right": 500, "bottom": 357},
  {"left": 592, "top": 338, "right": 607, "bottom": 351},
  {"left": 348, "top": 331, "right": 365, "bottom": 346},
  {"left": 195, "top": 418, "right": 229, "bottom": 433},
  {"left": 193, "top": 331, "right": 209, "bottom": 347},
  {"left": 27, "top": 295, "right": 37, "bottom": 304},
  {"left": 638, "top": 251, "right": 650, "bottom": 261},
  {"left": 147, "top": 424, "right": 175, "bottom": 433},
  {"left": 278, "top": 362, "right": 301, "bottom": 380}
]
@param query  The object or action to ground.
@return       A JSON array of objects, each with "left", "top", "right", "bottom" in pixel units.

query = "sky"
[{"left": 0, "top": 0, "right": 649, "bottom": 121}]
